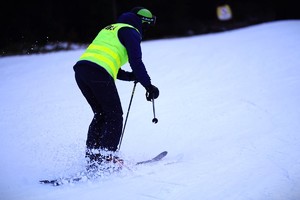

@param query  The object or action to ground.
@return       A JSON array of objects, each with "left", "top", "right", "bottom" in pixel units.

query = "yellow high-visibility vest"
[{"left": 79, "top": 23, "right": 139, "bottom": 80}]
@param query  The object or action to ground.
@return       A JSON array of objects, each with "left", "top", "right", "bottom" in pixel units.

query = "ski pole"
[
  {"left": 118, "top": 81, "right": 137, "bottom": 150},
  {"left": 152, "top": 98, "right": 158, "bottom": 124}
]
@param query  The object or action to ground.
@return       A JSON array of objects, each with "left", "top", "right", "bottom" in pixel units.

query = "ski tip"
[
  {"left": 40, "top": 179, "right": 61, "bottom": 186},
  {"left": 153, "top": 151, "right": 168, "bottom": 161},
  {"left": 160, "top": 151, "right": 168, "bottom": 156},
  {"left": 136, "top": 150, "right": 168, "bottom": 165},
  {"left": 151, "top": 151, "right": 168, "bottom": 160},
  {"left": 39, "top": 180, "right": 50, "bottom": 184}
]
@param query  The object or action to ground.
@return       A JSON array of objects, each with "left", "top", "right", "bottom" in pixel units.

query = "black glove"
[
  {"left": 127, "top": 72, "right": 137, "bottom": 82},
  {"left": 145, "top": 85, "right": 159, "bottom": 101},
  {"left": 117, "top": 70, "right": 137, "bottom": 82}
]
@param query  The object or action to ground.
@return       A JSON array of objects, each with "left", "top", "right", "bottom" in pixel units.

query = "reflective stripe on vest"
[{"left": 79, "top": 23, "right": 139, "bottom": 80}]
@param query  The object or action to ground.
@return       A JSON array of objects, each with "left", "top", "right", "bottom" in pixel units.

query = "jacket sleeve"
[{"left": 118, "top": 27, "right": 151, "bottom": 88}]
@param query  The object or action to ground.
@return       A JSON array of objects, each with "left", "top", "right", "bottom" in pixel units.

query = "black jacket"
[{"left": 116, "top": 12, "right": 151, "bottom": 88}]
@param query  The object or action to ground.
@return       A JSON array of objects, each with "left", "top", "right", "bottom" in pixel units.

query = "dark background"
[{"left": 0, "top": 0, "right": 299, "bottom": 56}]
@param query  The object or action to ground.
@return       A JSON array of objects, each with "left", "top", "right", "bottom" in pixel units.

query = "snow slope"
[{"left": 1, "top": 20, "right": 300, "bottom": 200}]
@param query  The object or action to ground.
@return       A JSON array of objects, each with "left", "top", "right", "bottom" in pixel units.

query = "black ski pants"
[{"left": 73, "top": 61, "right": 123, "bottom": 152}]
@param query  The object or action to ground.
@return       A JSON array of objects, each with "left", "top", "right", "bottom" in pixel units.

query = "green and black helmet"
[{"left": 131, "top": 7, "right": 156, "bottom": 26}]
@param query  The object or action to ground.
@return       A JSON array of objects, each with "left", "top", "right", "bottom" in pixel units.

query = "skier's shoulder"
[
  {"left": 116, "top": 12, "right": 142, "bottom": 34},
  {"left": 118, "top": 26, "right": 140, "bottom": 42}
]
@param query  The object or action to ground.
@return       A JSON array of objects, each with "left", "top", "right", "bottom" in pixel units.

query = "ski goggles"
[{"left": 139, "top": 15, "right": 157, "bottom": 26}]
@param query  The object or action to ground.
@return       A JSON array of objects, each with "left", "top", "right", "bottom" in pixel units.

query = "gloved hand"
[
  {"left": 145, "top": 85, "right": 159, "bottom": 101},
  {"left": 117, "top": 70, "right": 137, "bottom": 82},
  {"left": 127, "top": 72, "right": 137, "bottom": 82}
]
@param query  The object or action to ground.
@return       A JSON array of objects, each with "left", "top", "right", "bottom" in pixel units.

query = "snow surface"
[{"left": 1, "top": 20, "right": 300, "bottom": 200}]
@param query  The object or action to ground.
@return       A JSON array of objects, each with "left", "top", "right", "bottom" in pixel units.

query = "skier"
[{"left": 73, "top": 7, "right": 159, "bottom": 170}]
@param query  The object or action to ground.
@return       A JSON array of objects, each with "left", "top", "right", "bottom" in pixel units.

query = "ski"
[
  {"left": 40, "top": 151, "right": 168, "bottom": 186},
  {"left": 39, "top": 169, "right": 95, "bottom": 186},
  {"left": 39, "top": 176, "right": 83, "bottom": 186},
  {"left": 136, "top": 151, "right": 168, "bottom": 165}
]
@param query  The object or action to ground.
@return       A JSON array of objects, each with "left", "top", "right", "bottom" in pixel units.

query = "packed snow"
[{"left": 1, "top": 20, "right": 300, "bottom": 200}]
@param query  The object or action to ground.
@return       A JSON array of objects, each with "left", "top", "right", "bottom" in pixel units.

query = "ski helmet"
[{"left": 131, "top": 7, "right": 156, "bottom": 26}]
